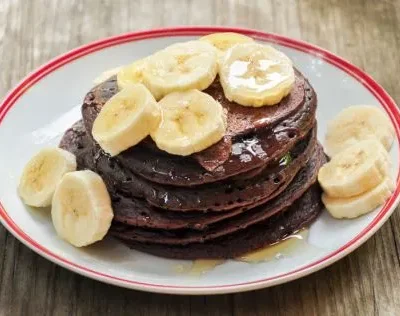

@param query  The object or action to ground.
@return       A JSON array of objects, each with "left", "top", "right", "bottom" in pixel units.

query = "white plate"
[{"left": 0, "top": 27, "right": 399, "bottom": 295}]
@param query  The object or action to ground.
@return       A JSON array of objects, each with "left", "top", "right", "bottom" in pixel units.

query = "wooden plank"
[{"left": 0, "top": 0, "right": 399, "bottom": 315}]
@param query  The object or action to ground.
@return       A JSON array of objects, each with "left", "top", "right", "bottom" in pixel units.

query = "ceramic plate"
[{"left": 0, "top": 27, "right": 399, "bottom": 295}]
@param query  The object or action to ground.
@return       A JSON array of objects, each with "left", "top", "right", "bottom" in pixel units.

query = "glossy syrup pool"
[
  {"left": 174, "top": 259, "right": 225, "bottom": 276},
  {"left": 238, "top": 229, "right": 309, "bottom": 263},
  {"left": 173, "top": 230, "right": 309, "bottom": 276}
]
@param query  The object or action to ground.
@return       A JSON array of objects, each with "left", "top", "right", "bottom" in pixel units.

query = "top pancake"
[
  {"left": 82, "top": 72, "right": 305, "bottom": 152},
  {"left": 81, "top": 71, "right": 316, "bottom": 186}
]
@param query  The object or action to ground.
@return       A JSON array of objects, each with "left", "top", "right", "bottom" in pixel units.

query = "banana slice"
[
  {"left": 318, "top": 139, "right": 390, "bottom": 198},
  {"left": 325, "top": 105, "right": 395, "bottom": 157},
  {"left": 92, "top": 83, "right": 161, "bottom": 156},
  {"left": 51, "top": 170, "right": 113, "bottom": 247},
  {"left": 151, "top": 89, "right": 226, "bottom": 156},
  {"left": 93, "top": 66, "right": 122, "bottom": 85},
  {"left": 117, "top": 58, "right": 148, "bottom": 90},
  {"left": 199, "top": 32, "right": 254, "bottom": 52},
  {"left": 322, "top": 177, "right": 394, "bottom": 219},
  {"left": 143, "top": 41, "right": 218, "bottom": 100},
  {"left": 219, "top": 42, "right": 295, "bottom": 107},
  {"left": 18, "top": 148, "right": 77, "bottom": 207}
]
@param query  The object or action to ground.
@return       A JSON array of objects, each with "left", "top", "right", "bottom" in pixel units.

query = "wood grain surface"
[{"left": 1, "top": 0, "right": 400, "bottom": 315}]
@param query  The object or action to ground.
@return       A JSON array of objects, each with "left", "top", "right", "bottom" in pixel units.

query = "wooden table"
[{"left": 1, "top": 0, "right": 400, "bottom": 314}]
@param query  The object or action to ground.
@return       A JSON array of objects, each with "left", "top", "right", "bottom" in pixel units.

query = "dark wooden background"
[{"left": 1, "top": 0, "right": 399, "bottom": 315}]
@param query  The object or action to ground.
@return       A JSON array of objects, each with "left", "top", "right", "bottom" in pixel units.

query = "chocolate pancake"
[
  {"left": 82, "top": 72, "right": 316, "bottom": 186},
  {"left": 82, "top": 72, "right": 305, "bottom": 167},
  {"left": 117, "top": 100, "right": 316, "bottom": 187},
  {"left": 194, "top": 74, "right": 306, "bottom": 170},
  {"left": 115, "top": 183, "right": 323, "bottom": 259},
  {"left": 92, "top": 137, "right": 310, "bottom": 229},
  {"left": 109, "top": 143, "right": 326, "bottom": 245},
  {"left": 60, "top": 120, "right": 316, "bottom": 211},
  {"left": 83, "top": 73, "right": 305, "bottom": 141},
  {"left": 59, "top": 120, "right": 94, "bottom": 170},
  {"left": 59, "top": 122, "right": 247, "bottom": 230}
]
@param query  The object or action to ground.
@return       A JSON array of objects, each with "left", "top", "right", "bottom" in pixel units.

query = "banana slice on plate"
[
  {"left": 93, "top": 66, "right": 122, "bottom": 85},
  {"left": 219, "top": 42, "right": 295, "bottom": 107},
  {"left": 143, "top": 41, "right": 218, "bottom": 100},
  {"left": 151, "top": 89, "right": 227, "bottom": 156},
  {"left": 52, "top": 170, "right": 113, "bottom": 247},
  {"left": 18, "top": 148, "right": 77, "bottom": 207},
  {"left": 325, "top": 105, "right": 395, "bottom": 157},
  {"left": 92, "top": 83, "right": 161, "bottom": 156},
  {"left": 318, "top": 139, "right": 390, "bottom": 198},
  {"left": 322, "top": 177, "right": 394, "bottom": 219},
  {"left": 199, "top": 32, "right": 254, "bottom": 52},
  {"left": 117, "top": 58, "right": 148, "bottom": 90}
]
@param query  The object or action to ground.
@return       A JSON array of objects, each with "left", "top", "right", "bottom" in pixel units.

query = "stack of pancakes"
[{"left": 60, "top": 69, "right": 326, "bottom": 259}]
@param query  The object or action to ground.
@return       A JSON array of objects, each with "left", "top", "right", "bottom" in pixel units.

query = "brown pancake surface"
[
  {"left": 110, "top": 143, "right": 326, "bottom": 245},
  {"left": 81, "top": 70, "right": 315, "bottom": 185},
  {"left": 116, "top": 183, "right": 324, "bottom": 259},
  {"left": 60, "top": 121, "right": 317, "bottom": 212}
]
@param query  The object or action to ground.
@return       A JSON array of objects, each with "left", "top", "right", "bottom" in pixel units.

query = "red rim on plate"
[{"left": 0, "top": 26, "right": 399, "bottom": 295}]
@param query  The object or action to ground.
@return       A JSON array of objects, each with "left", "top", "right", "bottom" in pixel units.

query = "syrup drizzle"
[
  {"left": 174, "top": 259, "right": 224, "bottom": 276},
  {"left": 238, "top": 229, "right": 308, "bottom": 263},
  {"left": 173, "top": 230, "right": 309, "bottom": 275}
]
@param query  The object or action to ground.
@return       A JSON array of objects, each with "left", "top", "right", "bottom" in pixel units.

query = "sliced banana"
[
  {"left": 51, "top": 170, "right": 113, "bottom": 247},
  {"left": 325, "top": 105, "right": 395, "bottom": 157},
  {"left": 143, "top": 41, "right": 218, "bottom": 100},
  {"left": 219, "top": 42, "right": 295, "bottom": 107},
  {"left": 151, "top": 89, "right": 226, "bottom": 156},
  {"left": 199, "top": 32, "right": 254, "bottom": 52},
  {"left": 92, "top": 83, "right": 161, "bottom": 156},
  {"left": 322, "top": 177, "right": 394, "bottom": 219},
  {"left": 318, "top": 139, "right": 390, "bottom": 198},
  {"left": 117, "top": 58, "right": 148, "bottom": 90},
  {"left": 93, "top": 66, "right": 122, "bottom": 85},
  {"left": 18, "top": 148, "right": 77, "bottom": 207}
]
